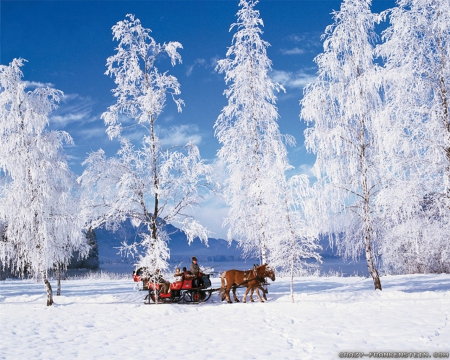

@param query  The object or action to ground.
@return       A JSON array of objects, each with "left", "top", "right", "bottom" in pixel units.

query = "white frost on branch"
[
  {"left": 0, "top": 59, "right": 87, "bottom": 305},
  {"left": 375, "top": 0, "right": 450, "bottom": 274},
  {"left": 301, "top": 0, "right": 384, "bottom": 289},
  {"left": 215, "top": 0, "right": 320, "bottom": 286},
  {"left": 79, "top": 15, "right": 211, "bottom": 274}
]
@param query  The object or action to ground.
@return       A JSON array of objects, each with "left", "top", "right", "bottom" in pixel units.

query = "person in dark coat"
[
  {"left": 190, "top": 256, "right": 204, "bottom": 287},
  {"left": 190, "top": 256, "right": 200, "bottom": 276}
]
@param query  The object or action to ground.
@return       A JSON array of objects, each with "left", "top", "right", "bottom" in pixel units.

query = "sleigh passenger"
[
  {"left": 190, "top": 256, "right": 204, "bottom": 287},
  {"left": 173, "top": 267, "right": 183, "bottom": 282}
]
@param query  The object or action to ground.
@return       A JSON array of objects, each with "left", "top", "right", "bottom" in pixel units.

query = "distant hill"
[
  {"left": 95, "top": 219, "right": 341, "bottom": 266},
  {"left": 94, "top": 219, "right": 244, "bottom": 266}
]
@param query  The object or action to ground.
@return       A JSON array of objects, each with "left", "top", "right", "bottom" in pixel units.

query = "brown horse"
[{"left": 219, "top": 264, "right": 275, "bottom": 303}]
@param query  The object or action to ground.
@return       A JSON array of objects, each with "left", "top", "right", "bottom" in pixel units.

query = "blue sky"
[{"left": 1, "top": 0, "right": 394, "bottom": 238}]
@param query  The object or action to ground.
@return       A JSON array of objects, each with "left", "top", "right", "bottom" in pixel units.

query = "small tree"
[
  {"left": 79, "top": 15, "right": 211, "bottom": 276},
  {"left": 280, "top": 175, "right": 322, "bottom": 302},
  {"left": 301, "top": 0, "right": 384, "bottom": 290},
  {"left": 0, "top": 59, "right": 87, "bottom": 305}
]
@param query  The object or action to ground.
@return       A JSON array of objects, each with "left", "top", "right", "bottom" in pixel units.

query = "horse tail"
[{"left": 219, "top": 271, "right": 227, "bottom": 297}]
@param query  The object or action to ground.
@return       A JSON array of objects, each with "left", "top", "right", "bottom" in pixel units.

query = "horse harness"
[
  {"left": 238, "top": 267, "right": 265, "bottom": 287},
  {"left": 242, "top": 269, "right": 256, "bottom": 282}
]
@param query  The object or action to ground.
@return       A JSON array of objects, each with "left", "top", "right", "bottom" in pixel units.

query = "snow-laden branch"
[
  {"left": 215, "top": 1, "right": 320, "bottom": 294},
  {"left": 0, "top": 59, "right": 88, "bottom": 305},
  {"left": 80, "top": 16, "right": 211, "bottom": 273}
]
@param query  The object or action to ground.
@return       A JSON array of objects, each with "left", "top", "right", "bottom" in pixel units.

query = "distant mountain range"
[
  {"left": 95, "top": 219, "right": 245, "bottom": 265},
  {"left": 95, "top": 219, "right": 339, "bottom": 266}
]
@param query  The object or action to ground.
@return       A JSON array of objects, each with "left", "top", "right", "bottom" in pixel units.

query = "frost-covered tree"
[
  {"left": 0, "top": 59, "right": 87, "bottom": 305},
  {"left": 79, "top": 15, "right": 211, "bottom": 276},
  {"left": 301, "top": 0, "right": 384, "bottom": 289},
  {"left": 279, "top": 175, "right": 322, "bottom": 302},
  {"left": 215, "top": 0, "right": 320, "bottom": 275},
  {"left": 376, "top": 0, "right": 450, "bottom": 273}
]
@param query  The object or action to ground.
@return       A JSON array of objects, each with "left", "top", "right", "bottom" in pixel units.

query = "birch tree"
[
  {"left": 301, "top": 0, "right": 384, "bottom": 289},
  {"left": 79, "top": 15, "right": 211, "bottom": 276},
  {"left": 0, "top": 59, "right": 87, "bottom": 305},
  {"left": 279, "top": 175, "right": 321, "bottom": 302},
  {"left": 376, "top": 0, "right": 450, "bottom": 273},
  {"left": 215, "top": 0, "right": 320, "bottom": 275}
]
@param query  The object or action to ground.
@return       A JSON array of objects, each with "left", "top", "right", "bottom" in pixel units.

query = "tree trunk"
[
  {"left": 56, "top": 265, "right": 61, "bottom": 296},
  {"left": 290, "top": 251, "right": 295, "bottom": 303},
  {"left": 437, "top": 33, "right": 450, "bottom": 201},
  {"left": 260, "top": 241, "right": 267, "bottom": 265},
  {"left": 362, "top": 181, "right": 382, "bottom": 290},
  {"left": 365, "top": 233, "right": 382, "bottom": 290},
  {"left": 360, "top": 116, "right": 382, "bottom": 291},
  {"left": 42, "top": 270, "right": 53, "bottom": 306}
]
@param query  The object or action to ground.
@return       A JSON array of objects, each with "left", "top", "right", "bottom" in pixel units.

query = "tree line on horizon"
[{"left": 0, "top": 0, "right": 449, "bottom": 305}]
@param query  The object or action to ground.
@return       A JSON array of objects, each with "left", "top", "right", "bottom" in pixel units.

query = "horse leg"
[
  {"left": 220, "top": 272, "right": 233, "bottom": 303},
  {"left": 242, "top": 286, "right": 253, "bottom": 303},
  {"left": 250, "top": 285, "right": 264, "bottom": 302},
  {"left": 262, "top": 285, "right": 268, "bottom": 301},
  {"left": 249, "top": 287, "right": 255, "bottom": 302},
  {"left": 232, "top": 285, "right": 240, "bottom": 302},
  {"left": 255, "top": 286, "right": 264, "bottom": 302},
  {"left": 220, "top": 271, "right": 231, "bottom": 303},
  {"left": 256, "top": 286, "right": 266, "bottom": 302},
  {"left": 226, "top": 290, "right": 232, "bottom": 303},
  {"left": 225, "top": 285, "right": 233, "bottom": 303}
]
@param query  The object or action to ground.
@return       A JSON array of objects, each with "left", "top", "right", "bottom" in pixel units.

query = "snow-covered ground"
[{"left": 1, "top": 274, "right": 449, "bottom": 359}]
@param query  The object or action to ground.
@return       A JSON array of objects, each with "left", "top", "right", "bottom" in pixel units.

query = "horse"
[
  {"left": 247, "top": 265, "right": 275, "bottom": 302},
  {"left": 238, "top": 265, "right": 274, "bottom": 302},
  {"left": 221, "top": 264, "right": 275, "bottom": 303},
  {"left": 219, "top": 264, "right": 275, "bottom": 303}
]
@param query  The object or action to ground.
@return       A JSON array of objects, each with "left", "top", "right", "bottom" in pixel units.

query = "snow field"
[{"left": 1, "top": 274, "right": 449, "bottom": 360}]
